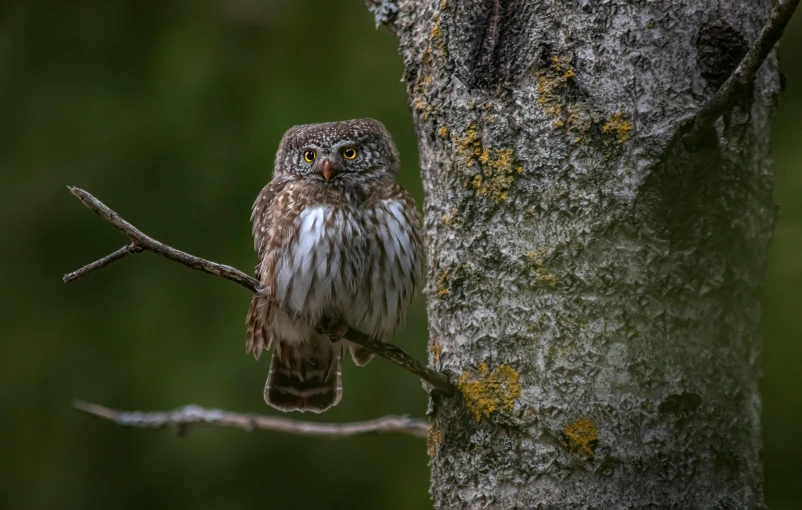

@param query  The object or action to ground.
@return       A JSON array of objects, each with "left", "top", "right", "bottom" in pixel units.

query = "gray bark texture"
[{"left": 383, "top": 0, "right": 780, "bottom": 508}]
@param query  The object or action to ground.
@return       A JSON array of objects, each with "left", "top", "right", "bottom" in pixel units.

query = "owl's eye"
[
  {"left": 303, "top": 150, "right": 316, "bottom": 163},
  {"left": 341, "top": 146, "right": 357, "bottom": 160}
]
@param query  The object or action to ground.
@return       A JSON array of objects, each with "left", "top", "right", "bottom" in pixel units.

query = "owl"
[{"left": 245, "top": 118, "right": 424, "bottom": 413}]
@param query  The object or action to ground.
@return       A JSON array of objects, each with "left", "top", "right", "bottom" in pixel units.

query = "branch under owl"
[
  {"left": 73, "top": 400, "right": 428, "bottom": 438},
  {"left": 63, "top": 186, "right": 455, "bottom": 396}
]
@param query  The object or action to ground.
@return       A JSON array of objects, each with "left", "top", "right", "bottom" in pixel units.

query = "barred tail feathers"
[{"left": 265, "top": 336, "right": 343, "bottom": 413}]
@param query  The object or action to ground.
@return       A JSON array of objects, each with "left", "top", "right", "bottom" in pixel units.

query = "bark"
[{"left": 383, "top": 0, "right": 779, "bottom": 507}]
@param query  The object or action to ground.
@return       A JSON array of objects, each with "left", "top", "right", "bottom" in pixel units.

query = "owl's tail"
[{"left": 265, "top": 338, "right": 343, "bottom": 413}]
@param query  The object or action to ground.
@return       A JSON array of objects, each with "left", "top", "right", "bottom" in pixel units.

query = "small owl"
[{"left": 245, "top": 118, "right": 423, "bottom": 413}]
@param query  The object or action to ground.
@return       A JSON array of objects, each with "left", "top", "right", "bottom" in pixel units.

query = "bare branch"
[
  {"left": 63, "top": 244, "right": 141, "bottom": 283},
  {"left": 64, "top": 187, "right": 456, "bottom": 396},
  {"left": 65, "top": 186, "right": 259, "bottom": 292},
  {"left": 684, "top": 0, "right": 800, "bottom": 145},
  {"left": 74, "top": 400, "right": 428, "bottom": 438}
]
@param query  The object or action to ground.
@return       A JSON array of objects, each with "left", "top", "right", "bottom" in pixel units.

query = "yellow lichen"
[
  {"left": 479, "top": 147, "right": 490, "bottom": 164},
  {"left": 563, "top": 416, "right": 598, "bottom": 456},
  {"left": 429, "top": 338, "right": 442, "bottom": 363},
  {"left": 526, "top": 250, "right": 558, "bottom": 287},
  {"left": 602, "top": 112, "right": 632, "bottom": 144},
  {"left": 436, "top": 266, "right": 459, "bottom": 296},
  {"left": 412, "top": 97, "right": 428, "bottom": 115},
  {"left": 427, "top": 422, "right": 442, "bottom": 457},
  {"left": 536, "top": 75, "right": 556, "bottom": 103},
  {"left": 470, "top": 174, "right": 483, "bottom": 191},
  {"left": 429, "top": 19, "right": 448, "bottom": 56},
  {"left": 458, "top": 363, "right": 522, "bottom": 421},
  {"left": 412, "top": 97, "right": 439, "bottom": 121},
  {"left": 421, "top": 47, "right": 433, "bottom": 65},
  {"left": 438, "top": 126, "right": 448, "bottom": 138},
  {"left": 469, "top": 148, "right": 516, "bottom": 203},
  {"left": 455, "top": 125, "right": 518, "bottom": 203},
  {"left": 440, "top": 208, "right": 457, "bottom": 225},
  {"left": 536, "top": 75, "right": 564, "bottom": 117},
  {"left": 535, "top": 56, "right": 594, "bottom": 135},
  {"left": 456, "top": 124, "right": 481, "bottom": 166}
]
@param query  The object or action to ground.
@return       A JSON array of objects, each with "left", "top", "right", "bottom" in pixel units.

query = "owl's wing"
[
  {"left": 250, "top": 179, "right": 287, "bottom": 264},
  {"left": 246, "top": 178, "right": 288, "bottom": 359}
]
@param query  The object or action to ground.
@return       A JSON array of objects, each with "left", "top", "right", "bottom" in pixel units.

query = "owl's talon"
[{"left": 316, "top": 317, "right": 349, "bottom": 341}]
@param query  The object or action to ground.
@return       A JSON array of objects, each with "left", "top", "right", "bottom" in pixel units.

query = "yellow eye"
[
  {"left": 341, "top": 146, "right": 357, "bottom": 160},
  {"left": 303, "top": 150, "right": 316, "bottom": 163}
]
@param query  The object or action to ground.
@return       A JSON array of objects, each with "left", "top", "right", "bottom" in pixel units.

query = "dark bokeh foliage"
[{"left": 0, "top": 1, "right": 799, "bottom": 509}]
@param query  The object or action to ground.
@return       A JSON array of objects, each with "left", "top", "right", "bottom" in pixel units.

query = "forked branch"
[
  {"left": 64, "top": 186, "right": 455, "bottom": 396},
  {"left": 74, "top": 400, "right": 428, "bottom": 438},
  {"left": 684, "top": 0, "right": 800, "bottom": 144}
]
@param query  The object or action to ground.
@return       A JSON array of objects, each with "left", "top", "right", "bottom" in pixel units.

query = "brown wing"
[
  {"left": 250, "top": 178, "right": 290, "bottom": 273},
  {"left": 245, "top": 178, "right": 290, "bottom": 359}
]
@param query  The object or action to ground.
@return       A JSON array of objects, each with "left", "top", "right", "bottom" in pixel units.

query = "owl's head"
[{"left": 274, "top": 118, "right": 401, "bottom": 184}]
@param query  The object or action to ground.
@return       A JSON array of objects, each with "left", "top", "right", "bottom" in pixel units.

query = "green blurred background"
[{"left": 0, "top": 2, "right": 799, "bottom": 509}]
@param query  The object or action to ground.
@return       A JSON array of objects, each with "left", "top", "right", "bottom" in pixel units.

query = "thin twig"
[
  {"left": 74, "top": 400, "right": 428, "bottom": 438},
  {"left": 64, "top": 186, "right": 455, "bottom": 396},
  {"left": 65, "top": 186, "right": 259, "bottom": 292},
  {"left": 64, "top": 244, "right": 141, "bottom": 283},
  {"left": 684, "top": 0, "right": 800, "bottom": 145}
]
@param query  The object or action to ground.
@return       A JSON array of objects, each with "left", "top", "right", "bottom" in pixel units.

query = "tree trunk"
[{"left": 378, "top": 0, "right": 779, "bottom": 507}]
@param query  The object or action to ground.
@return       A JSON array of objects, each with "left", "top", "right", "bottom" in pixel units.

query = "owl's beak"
[{"left": 319, "top": 159, "right": 337, "bottom": 181}]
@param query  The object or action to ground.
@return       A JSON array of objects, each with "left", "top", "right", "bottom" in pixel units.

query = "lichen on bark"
[{"left": 457, "top": 363, "right": 522, "bottom": 421}]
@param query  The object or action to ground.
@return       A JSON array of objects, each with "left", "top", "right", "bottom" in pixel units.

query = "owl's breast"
[
  {"left": 346, "top": 198, "right": 422, "bottom": 337},
  {"left": 272, "top": 199, "right": 421, "bottom": 338}
]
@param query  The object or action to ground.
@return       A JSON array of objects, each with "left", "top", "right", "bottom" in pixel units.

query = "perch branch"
[
  {"left": 74, "top": 400, "right": 428, "bottom": 438},
  {"left": 64, "top": 186, "right": 455, "bottom": 396},
  {"left": 684, "top": 0, "right": 800, "bottom": 145}
]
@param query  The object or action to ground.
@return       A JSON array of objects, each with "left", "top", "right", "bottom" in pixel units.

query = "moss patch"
[
  {"left": 563, "top": 416, "right": 598, "bottom": 456},
  {"left": 458, "top": 363, "right": 522, "bottom": 421}
]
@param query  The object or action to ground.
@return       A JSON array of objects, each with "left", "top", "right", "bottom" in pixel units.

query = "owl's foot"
[{"left": 315, "top": 316, "right": 349, "bottom": 342}]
